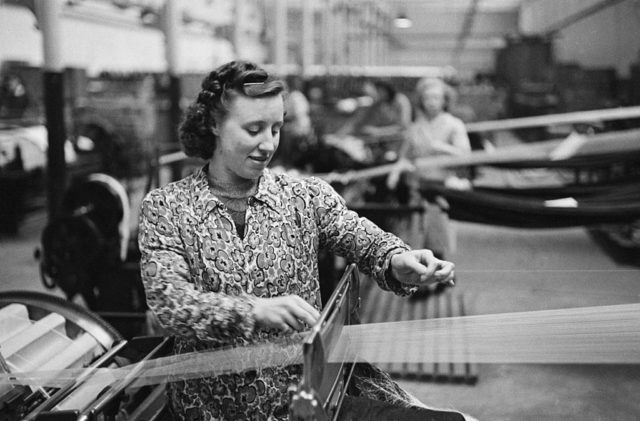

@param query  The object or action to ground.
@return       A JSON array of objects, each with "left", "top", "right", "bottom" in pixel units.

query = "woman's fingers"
[
  {"left": 283, "top": 298, "right": 319, "bottom": 329},
  {"left": 253, "top": 295, "right": 320, "bottom": 332},
  {"left": 280, "top": 311, "right": 303, "bottom": 331},
  {"left": 434, "top": 260, "right": 455, "bottom": 281},
  {"left": 290, "top": 296, "right": 320, "bottom": 324},
  {"left": 392, "top": 250, "right": 456, "bottom": 286}
]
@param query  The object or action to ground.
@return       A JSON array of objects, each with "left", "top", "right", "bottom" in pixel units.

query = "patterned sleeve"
[
  {"left": 306, "top": 177, "right": 415, "bottom": 296},
  {"left": 138, "top": 189, "right": 256, "bottom": 344}
]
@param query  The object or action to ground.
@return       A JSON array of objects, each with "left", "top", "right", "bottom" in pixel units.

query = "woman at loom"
[
  {"left": 387, "top": 77, "right": 472, "bottom": 299},
  {"left": 138, "top": 61, "right": 469, "bottom": 420},
  {"left": 335, "top": 78, "right": 412, "bottom": 141}
]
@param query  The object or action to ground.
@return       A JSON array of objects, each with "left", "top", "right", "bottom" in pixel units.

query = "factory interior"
[{"left": 1, "top": 0, "right": 640, "bottom": 420}]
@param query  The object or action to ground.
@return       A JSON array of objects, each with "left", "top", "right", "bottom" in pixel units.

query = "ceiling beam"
[
  {"left": 452, "top": 0, "right": 480, "bottom": 64},
  {"left": 542, "top": 0, "right": 628, "bottom": 36}
]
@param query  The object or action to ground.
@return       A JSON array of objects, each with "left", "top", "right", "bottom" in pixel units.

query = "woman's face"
[
  {"left": 421, "top": 85, "right": 446, "bottom": 116},
  {"left": 210, "top": 94, "right": 284, "bottom": 183}
]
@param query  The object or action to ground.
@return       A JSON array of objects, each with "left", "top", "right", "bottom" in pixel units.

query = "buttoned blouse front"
[{"left": 138, "top": 166, "right": 412, "bottom": 420}]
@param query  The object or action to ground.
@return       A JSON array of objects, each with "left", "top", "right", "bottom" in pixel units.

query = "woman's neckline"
[
  {"left": 421, "top": 111, "right": 445, "bottom": 122},
  {"left": 207, "top": 173, "right": 259, "bottom": 200}
]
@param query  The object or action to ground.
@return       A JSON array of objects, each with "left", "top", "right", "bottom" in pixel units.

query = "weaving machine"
[
  {"left": 1, "top": 265, "right": 466, "bottom": 421},
  {"left": 289, "top": 264, "right": 466, "bottom": 421},
  {"left": 0, "top": 291, "right": 172, "bottom": 421},
  {"left": 38, "top": 173, "right": 148, "bottom": 338},
  {"left": 4, "top": 269, "right": 638, "bottom": 419},
  {"left": 289, "top": 264, "right": 360, "bottom": 420}
]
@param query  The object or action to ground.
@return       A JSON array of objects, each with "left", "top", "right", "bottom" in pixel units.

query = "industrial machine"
[
  {"left": 1, "top": 264, "right": 468, "bottom": 421},
  {"left": 37, "top": 173, "right": 148, "bottom": 338},
  {"left": 289, "top": 264, "right": 360, "bottom": 420},
  {"left": 0, "top": 291, "right": 171, "bottom": 420},
  {"left": 289, "top": 264, "right": 466, "bottom": 421}
]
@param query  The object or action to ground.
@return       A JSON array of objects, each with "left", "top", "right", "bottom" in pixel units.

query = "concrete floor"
[{"left": 1, "top": 212, "right": 639, "bottom": 420}]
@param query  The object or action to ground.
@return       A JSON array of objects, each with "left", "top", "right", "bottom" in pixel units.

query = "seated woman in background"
[
  {"left": 387, "top": 77, "right": 472, "bottom": 297},
  {"left": 138, "top": 60, "right": 473, "bottom": 420},
  {"left": 388, "top": 77, "right": 471, "bottom": 185},
  {"left": 328, "top": 79, "right": 412, "bottom": 166},
  {"left": 336, "top": 79, "right": 412, "bottom": 139}
]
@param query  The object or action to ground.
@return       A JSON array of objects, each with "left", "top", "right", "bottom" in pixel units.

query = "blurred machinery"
[
  {"left": 1, "top": 265, "right": 471, "bottom": 421},
  {"left": 289, "top": 264, "right": 468, "bottom": 421},
  {"left": 37, "top": 173, "right": 148, "bottom": 339},
  {"left": 0, "top": 291, "right": 172, "bottom": 421}
]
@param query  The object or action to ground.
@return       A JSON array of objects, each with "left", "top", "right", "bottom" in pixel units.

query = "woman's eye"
[{"left": 246, "top": 126, "right": 261, "bottom": 135}]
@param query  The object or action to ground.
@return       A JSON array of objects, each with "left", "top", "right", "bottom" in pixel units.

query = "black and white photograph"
[{"left": 1, "top": 1, "right": 639, "bottom": 420}]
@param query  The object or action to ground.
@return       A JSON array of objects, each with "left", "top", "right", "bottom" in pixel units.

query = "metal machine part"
[
  {"left": 289, "top": 265, "right": 468, "bottom": 421},
  {"left": 0, "top": 291, "right": 171, "bottom": 421},
  {"left": 37, "top": 173, "right": 147, "bottom": 338},
  {"left": 289, "top": 263, "right": 360, "bottom": 421}
]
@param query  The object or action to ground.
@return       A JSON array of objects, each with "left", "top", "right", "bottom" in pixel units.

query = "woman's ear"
[{"left": 211, "top": 124, "right": 219, "bottom": 136}]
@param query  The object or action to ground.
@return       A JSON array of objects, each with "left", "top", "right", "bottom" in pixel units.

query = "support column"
[
  {"left": 162, "top": 0, "right": 182, "bottom": 181},
  {"left": 367, "top": 3, "right": 375, "bottom": 66},
  {"left": 375, "top": 8, "right": 383, "bottom": 66},
  {"left": 233, "top": 0, "right": 245, "bottom": 58},
  {"left": 334, "top": 3, "right": 345, "bottom": 67},
  {"left": 34, "top": 0, "right": 66, "bottom": 221},
  {"left": 162, "top": 0, "right": 181, "bottom": 142},
  {"left": 322, "top": 0, "right": 334, "bottom": 69},
  {"left": 342, "top": 4, "right": 349, "bottom": 66},
  {"left": 301, "top": 0, "right": 313, "bottom": 76},
  {"left": 274, "top": 0, "right": 287, "bottom": 75},
  {"left": 383, "top": 12, "right": 390, "bottom": 65}
]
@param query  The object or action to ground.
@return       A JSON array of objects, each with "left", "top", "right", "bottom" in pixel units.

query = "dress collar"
[{"left": 190, "top": 165, "right": 283, "bottom": 222}]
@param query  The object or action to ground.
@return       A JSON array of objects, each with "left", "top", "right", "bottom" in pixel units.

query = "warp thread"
[{"left": 2, "top": 303, "right": 639, "bottom": 389}]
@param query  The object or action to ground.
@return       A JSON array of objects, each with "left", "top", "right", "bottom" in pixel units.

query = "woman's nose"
[{"left": 258, "top": 133, "right": 277, "bottom": 152}]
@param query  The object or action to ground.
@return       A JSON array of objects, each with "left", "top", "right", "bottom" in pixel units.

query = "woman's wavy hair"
[
  {"left": 179, "top": 61, "right": 286, "bottom": 159},
  {"left": 415, "top": 77, "right": 456, "bottom": 113}
]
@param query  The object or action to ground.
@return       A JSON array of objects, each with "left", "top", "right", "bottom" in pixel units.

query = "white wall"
[
  {"left": 387, "top": 8, "right": 518, "bottom": 78},
  {"left": 0, "top": 6, "right": 42, "bottom": 67},
  {"left": 0, "top": 3, "right": 241, "bottom": 75},
  {"left": 520, "top": 0, "right": 640, "bottom": 77}
]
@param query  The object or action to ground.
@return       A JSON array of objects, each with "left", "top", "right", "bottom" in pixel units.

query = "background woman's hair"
[
  {"left": 415, "top": 77, "right": 455, "bottom": 113},
  {"left": 373, "top": 79, "right": 397, "bottom": 104},
  {"left": 179, "top": 60, "right": 286, "bottom": 159}
]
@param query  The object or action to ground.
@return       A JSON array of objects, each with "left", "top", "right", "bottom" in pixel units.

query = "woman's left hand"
[{"left": 390, "top": 250, "right": 455, "bottom": 286}]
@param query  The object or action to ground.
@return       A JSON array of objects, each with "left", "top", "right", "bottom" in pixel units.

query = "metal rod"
[
  {"left": 35, "top": 0, "right": 67, "bottom": 221},
  {"left": 543, "top": 0, "right": 628, "bottom": 36}
]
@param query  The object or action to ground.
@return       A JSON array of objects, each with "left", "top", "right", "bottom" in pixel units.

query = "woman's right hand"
[{"left": 252, "top": 295, "right": 320, "bottom": 332}]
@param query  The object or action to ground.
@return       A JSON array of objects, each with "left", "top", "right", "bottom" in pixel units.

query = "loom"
[
  {"left": 37, "top": 172, "right": 148, "bottom": 338},
  {"left": 1, "top": 264, "right": 470, "bottom": 421},
  {"left": 2, "top": 271, "right": 640, "bottom": 420},
  {"left": 288, "top": 263, "right": 360, "bottom": 420},
  {"left": 0, "top": 291, "right": 173, "bottom": 420},
  {"left": 289, "top": 264, "right": 466, "bottom": 421}
]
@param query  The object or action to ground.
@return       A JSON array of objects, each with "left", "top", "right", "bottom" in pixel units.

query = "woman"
[
  {"left": 271, "top": 74, "right": 313, "bottom": 169},
  {"left": 138, "top": 61, "right": 460, "bottom": 420},
  {"left": 336, "top": 79, "right": 412, "bottom": 141},
  {"left": 386, "top": 77, "right": 471, "bottom": 297},
  {"left": 387, "top": 77, "right": 471, "bottom": 189}
]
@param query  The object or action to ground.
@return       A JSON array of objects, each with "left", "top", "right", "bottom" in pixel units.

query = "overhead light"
[
  {"left": 394, "top": 13, "right": 412, "bottom": 29},
  {"left": 140, "top": 7, "right": 158, "bottom": 25},
  {"left": 112, "top": 0, "right": 131, "bottom": 9}
]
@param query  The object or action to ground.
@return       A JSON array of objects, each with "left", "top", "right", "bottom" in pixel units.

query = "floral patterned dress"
[{"left": 138, "top": 166, "right": 414, "bottom": 420}]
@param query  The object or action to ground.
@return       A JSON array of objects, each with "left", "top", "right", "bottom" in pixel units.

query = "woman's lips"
[{"left": 249, "top": 155, "right": 269, "bottom": 164}]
